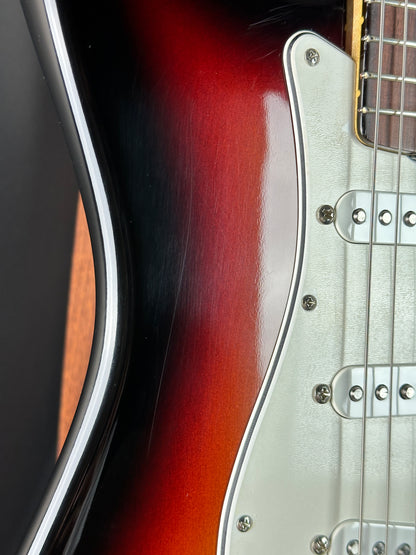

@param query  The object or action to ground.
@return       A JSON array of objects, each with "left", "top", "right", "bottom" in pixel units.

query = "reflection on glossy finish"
[
  {"left": 19, "top": 0, "right": 130, "bottom": 551},
  {"left": 260, "top": 93, "right": 298, "bottom": 369}
]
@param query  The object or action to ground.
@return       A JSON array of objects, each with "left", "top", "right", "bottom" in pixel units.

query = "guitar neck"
[{"left": 358, "top": 0, "right": 416, "bottom": 152}]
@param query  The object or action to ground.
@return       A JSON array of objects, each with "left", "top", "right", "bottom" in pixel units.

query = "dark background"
[{"left": 0, "top": 1, "right": 78, "bottom": 552}]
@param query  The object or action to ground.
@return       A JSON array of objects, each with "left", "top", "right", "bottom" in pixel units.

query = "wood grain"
[{"left": 57, "top": 195, "right": 95, "bottom": 456}]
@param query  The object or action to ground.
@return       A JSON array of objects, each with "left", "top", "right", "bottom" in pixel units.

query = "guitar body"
[
  {"left": 59, "top": 1, "right": 345, "bottom": 553},
  {"left": 18, "top": 0, "right": 392, "bottom": 553}
]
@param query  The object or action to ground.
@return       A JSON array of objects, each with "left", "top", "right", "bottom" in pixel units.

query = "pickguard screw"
[
  {"left": 347, "top": 539, "right": 360, "bottom": 555},
  {"left": 305, "top": 48, "right": 320, "bottom": 66},
  {"left": 400, "top": 383, "right": 415, "bottom": 400},
  {"left": 375, "top": 384, "right": 389, "bottom": 401},
  {"left": 302, "top": 294, "right": 317, "bottom": 311},
  {"left": 313, "top": 384, "right": 332, "bottom": 404},
  {"left": 311, "top": 535, "right": 329, "bottom": 554},
  {"left": 236, "top": 515, "right": 252, "bottom": 532},
  {"left": 317, "top": 205, "right": 335, "bottom": 225},
  {"left": 397, "top": 543, "right": 411, "bottom": 555},
  {"left": 352, "top": 208, "right": 367, "bottom": 224},
  {"left": 349, "top": 385, "right": 364, "bottom": 402},
  {"left": 404, "top": 211, "right": 416, "bottom": 227},
  {"left": 373, "top": 541, "right": 385, "bottom": 555}
]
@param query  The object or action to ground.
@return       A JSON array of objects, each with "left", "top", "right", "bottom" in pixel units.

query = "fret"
[
  {"left": 362, "top": 34, "right": 416, "bottom": 48},
  {"left": 359, "top": 106, "right": 416, "bottom": 117},
  {"left": 365, "top": 0, "right": 416, "bottom": 10},
  {"left": 361, "top": 71, "right": 416, "bottom": 84},
  {"left": 350, "top": 0, "right": 416, "bottom": 152}
]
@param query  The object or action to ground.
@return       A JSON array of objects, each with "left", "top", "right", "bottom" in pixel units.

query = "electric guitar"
[{"left": 11, "top": 0, "right": 416, "bottom": 553}]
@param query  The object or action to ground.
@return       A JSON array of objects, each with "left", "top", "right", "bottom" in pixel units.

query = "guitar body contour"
[
  {"left": 64, "top": 2, "right": 345, "bottom": 553},
  {"left": 18, "top": 0, "right": 353, "bottom": 553}
]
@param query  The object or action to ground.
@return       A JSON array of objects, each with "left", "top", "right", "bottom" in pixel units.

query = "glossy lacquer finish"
[{"left": 52, "top": 1, "right": 345, "bottom": 553}]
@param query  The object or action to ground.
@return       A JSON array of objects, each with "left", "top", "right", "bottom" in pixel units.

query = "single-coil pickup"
[
  {"left": 331, "top": 364, "right": 416, "bottom": 418},
  {"left": 329, "top": 519, "right": 414, "bottom": 555},
  {"left": 334, "top": 190, "right": 416, "bottom": 245}
]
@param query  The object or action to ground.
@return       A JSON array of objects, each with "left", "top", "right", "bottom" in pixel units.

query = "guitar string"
[
  {"left": 385, "top": 1, "right": 410, "bottom": 553},
  {"left": 359, "top": 0, "right": 386, "bottom": 551}
]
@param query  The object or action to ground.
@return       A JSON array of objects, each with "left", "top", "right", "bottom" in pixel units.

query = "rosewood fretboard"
[{"left": 359, "top": 0, "right": 416, "bottom": 152}]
